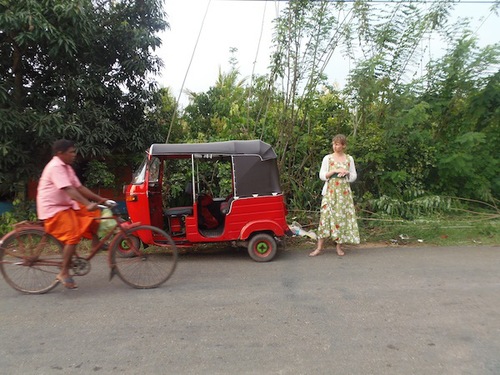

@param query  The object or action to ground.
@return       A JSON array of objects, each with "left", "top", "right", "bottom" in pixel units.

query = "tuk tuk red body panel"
[{"left": 124, "top": 140, "right": 291, "bottom": 261}]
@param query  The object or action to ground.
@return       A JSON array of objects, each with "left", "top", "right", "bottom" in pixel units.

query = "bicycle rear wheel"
[
  {"left": 0, "top": 228, "right": 63, "bottom": 294},
  {"left": 110, "top": 225, "right": 178, "bottom": 289}
]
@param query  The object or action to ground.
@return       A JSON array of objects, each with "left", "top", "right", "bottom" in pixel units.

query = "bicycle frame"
[
  {"left": 1, "top": 204, "right": 178, "bottom": 293},
  {"left": 1, "top": 213, "right": 141, "bottom": 269},
  {"left": 80, "top": 213, "right": 136, "bottom": 263}
]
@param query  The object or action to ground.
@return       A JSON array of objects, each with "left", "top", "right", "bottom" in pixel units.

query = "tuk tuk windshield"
[{"left": 131, "top": 157, "right": 147, "bottom": 185}]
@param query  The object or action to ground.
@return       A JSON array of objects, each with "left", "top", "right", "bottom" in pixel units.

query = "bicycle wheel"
[
  {"left": 0, "top": 228, "right": 63, "bottom": 294},
  {"left": 110, "top": 225, "right": 178, "bottom": 289}
]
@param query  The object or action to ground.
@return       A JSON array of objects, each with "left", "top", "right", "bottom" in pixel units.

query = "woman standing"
[{"left": 309, "top": 134, "right": 360, "bottom": 257}]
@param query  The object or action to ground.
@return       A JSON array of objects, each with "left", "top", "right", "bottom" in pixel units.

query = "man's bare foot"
[
  {"left": 309, "top": 248, "right": 323, "bottom": 257},
  {"left": 56, "top": 274, "right": 78, "bottom": 289}
]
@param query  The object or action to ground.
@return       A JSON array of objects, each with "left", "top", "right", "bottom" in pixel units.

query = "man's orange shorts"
[{"left": 44, "top": 204, "right": 100, "bottom": 245}]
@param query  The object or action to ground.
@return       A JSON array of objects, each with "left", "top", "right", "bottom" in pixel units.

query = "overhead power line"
[
  {"left": 223, "top": 0, "right": 498, "bottom": 4},
  {"left": 166, "top": 0, "right": 212, "bottom": 143}
]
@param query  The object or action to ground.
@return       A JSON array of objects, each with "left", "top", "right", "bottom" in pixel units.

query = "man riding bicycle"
[{"left": 36, "top": 139, "right": 108, "bottom": 289}]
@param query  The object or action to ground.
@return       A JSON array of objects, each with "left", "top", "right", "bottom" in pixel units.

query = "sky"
[{"left": 157, "top": 0, "right": 500, "bottom": 107}]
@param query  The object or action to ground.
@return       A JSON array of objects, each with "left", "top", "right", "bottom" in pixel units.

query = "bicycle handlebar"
[{"left": 97, "top": 200, "right": 117, "bottom": 210}]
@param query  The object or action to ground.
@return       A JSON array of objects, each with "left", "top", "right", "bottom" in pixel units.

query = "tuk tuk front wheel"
[
  {"left": 115, "top": 234, "right": 140, "bottom": 258},
  {"left": 248, "top": 233, "right": 277, "bottom": 262}
]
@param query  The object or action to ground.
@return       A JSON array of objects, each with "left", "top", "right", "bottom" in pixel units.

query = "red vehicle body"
[{"left": 124, "top": 140, "right": 291, "bottom": 261}]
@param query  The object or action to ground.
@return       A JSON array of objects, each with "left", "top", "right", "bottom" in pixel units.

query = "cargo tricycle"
[{"left": 124, "top": 140, "right": 291, "bottom": 261}]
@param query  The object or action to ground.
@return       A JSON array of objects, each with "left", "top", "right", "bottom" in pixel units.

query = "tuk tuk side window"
[
  {"left": 164, "top": 158, "right": 194, "bottom": 207},
  {"left": 232, "top": 156, "right": 281, "bottom": 197},
  {"left": 194, "top": 157, "right": 233, "bottom": 198},
  {"left": 214, "top": 159, "right": 233, "bottom": 197}
]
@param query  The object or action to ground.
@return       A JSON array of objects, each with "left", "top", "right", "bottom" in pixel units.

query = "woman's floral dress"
[{"left": 317, "top": 154, "right": 360, "bottom": 244}]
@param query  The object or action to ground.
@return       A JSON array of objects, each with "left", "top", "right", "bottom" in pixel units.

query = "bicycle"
[{"left": 0, "top": 201, "right": 178, "bottom": 294}]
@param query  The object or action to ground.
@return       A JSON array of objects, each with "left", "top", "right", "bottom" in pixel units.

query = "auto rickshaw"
[{"left": 124, "top": 140, "right": 291, "bottom": 261}]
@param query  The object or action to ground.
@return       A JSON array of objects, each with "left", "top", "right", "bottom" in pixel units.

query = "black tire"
[
  {"left": 0, "top": 228, "right": 63, "bottom": 294},
  {"left": 247, "top": 233, "right": 277, "bottom": 262},
  {"left": 110, "top": 225, "right": 178, "bottom": 289}
]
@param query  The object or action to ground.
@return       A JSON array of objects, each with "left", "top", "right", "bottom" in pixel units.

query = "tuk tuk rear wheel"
[{"left": 248, "top": 233, "right": 277, "bottom": 262}]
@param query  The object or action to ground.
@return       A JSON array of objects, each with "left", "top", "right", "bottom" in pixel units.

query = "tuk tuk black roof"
[{"left": 149, "top": 140, "right": 277, "bottom": 161}]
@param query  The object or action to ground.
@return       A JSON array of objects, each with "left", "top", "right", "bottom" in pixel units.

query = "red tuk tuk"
[{"left": 124, "top": 140, "right": 291, "bottom": 261}]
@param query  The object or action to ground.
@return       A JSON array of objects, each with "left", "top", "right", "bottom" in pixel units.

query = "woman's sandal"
[
  {"left": 309, "top": 249, "right": 323, "bottom": 257},
  {"left": 56, "top": 275, "right": 78, "bottom": 289}
]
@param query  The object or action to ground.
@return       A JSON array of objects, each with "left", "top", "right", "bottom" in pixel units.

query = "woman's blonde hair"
[{"left": 332, "top": 134, "right": 347, "bottom": 145}]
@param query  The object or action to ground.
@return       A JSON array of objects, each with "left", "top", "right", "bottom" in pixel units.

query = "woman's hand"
[
  {"left": 332, "top": 169, "right": 349, "bottom": 178},
  {"left": 339, "top": 169, "right": 349, "bottom": 177}
]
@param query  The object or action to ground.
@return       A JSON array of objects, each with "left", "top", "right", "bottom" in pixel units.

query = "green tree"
[
  {"left": 183, "top": 68, "right": 249, "bottom": 141},
  {"left": 0, "top": 0, "right": 168, "bottom": 195},
  {"left": 423, "top": 32, "right": 500, "bottom": 200},
  {"left": 151, "top": 87, "right": 182, "bottom": 143},
  {"left": 269, "top": 0, "right": 350, "bottom": 166},
  {"left": 175, "top": 1, "right": 499, "bottom": 219},
  {"left": 341, "top": 2, "right": 500, "bottom": 206}
]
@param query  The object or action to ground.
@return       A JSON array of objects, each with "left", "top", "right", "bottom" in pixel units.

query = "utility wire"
[
  {"left": 166, "top": 0, "right": 212, "bottom": 143},
  {"left": 223, "top": 0, "right": 497, "bottom": 3},
  {"left": 246, "top": 1, "right": 267, "bottom": 133}
]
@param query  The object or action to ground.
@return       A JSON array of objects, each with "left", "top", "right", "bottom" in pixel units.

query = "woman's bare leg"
[
  {"left": 336, "top": 242, "right": 344, "bottom": 256},
  {"left": 309, "top": 238, "right": 325, "bottom": 256}
]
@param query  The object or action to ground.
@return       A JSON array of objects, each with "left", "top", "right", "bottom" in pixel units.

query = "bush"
[{"left": 0, "top": 199, "right": 37, "bottom": 237}]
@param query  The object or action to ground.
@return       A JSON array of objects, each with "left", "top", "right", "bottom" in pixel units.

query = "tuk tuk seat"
[
  {"left": 164, "top": 206, "right": 193, "bottom": 217},
  {"left": 164, "top": 206, "right": 193, "bottom": 236},
  {"left": 220, "top": 197, "right": 235, "bottom": 215}
]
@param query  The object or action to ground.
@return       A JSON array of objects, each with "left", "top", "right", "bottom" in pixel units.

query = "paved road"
[{"left": 1, "top": 245, "right": 499, "bottom": 375}]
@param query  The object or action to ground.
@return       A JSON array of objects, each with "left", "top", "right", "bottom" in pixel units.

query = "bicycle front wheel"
[
  {"left": 0, "top": 228, "right": 63, "bottom": 294},
  {"left": 110, "top": 225, "right": 178, "bottom": 289}
]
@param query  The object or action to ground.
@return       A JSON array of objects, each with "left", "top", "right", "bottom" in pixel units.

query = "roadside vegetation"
[
  {"left": 286, "top": 197, "right": 499, "bottom": 248},
  {"left": 1, "top": 1, "right": 498, "bottom": 244}
]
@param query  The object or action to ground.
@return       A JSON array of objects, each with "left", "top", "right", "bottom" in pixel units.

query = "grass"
[
  {"left": 358, "top": 214, "right": 499, "bottom": 247},
  {"left": 1, "top": 208, "right": 498, "bottom": 250},
  {"left": 287, "top": 211, "right": 499, "bottom": 248}
]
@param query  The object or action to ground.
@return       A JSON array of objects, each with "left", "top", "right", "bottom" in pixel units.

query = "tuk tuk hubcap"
[{"left": 255, "top": 241, "right": 269, "bottom": 254}]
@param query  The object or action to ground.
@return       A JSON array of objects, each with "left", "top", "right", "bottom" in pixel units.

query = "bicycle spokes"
[{"left": 0, "top": 229, "right": 63, "bottom": 294}]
